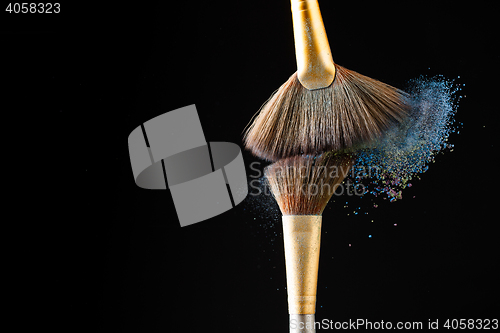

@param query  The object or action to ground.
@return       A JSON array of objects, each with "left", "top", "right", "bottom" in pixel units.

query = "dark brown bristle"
[
  {"left": 265, "top": 152, "right": 353, "bottom": 216},
  {"left": 244, "top": 64, "right": 410, "bottom": 161}
]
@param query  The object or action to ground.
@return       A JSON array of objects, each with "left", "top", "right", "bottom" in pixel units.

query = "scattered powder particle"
[{"left": 346, "top": 76, "right": 460, "bottom": 203}]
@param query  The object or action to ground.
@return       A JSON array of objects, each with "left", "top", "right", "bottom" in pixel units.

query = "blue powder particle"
[{"left": 347, "top": 76, "right": 460, "bottom": 202}]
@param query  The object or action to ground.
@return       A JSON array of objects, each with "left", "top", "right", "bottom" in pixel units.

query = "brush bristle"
[
  {"left": 265, "top": 152, "right": 353, "bottom": 216},
  {"left": 244, "top": 64, "right": 410, "bottom": 161}
]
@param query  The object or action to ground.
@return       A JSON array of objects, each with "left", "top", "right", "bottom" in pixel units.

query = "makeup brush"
[
  {"left": 265, "top": 152, "right": 353, "bottom": 333},
  {"left": 244, "top": 0, "right": 409, "bottom": 161}
]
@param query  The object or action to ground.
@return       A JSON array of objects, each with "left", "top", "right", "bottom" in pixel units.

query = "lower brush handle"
[
  {"left": 282, "top": 215, "right": 322, "bottom": 316},
  {"left": 289, "top": 314, "right": 316, "bottom": 333}
]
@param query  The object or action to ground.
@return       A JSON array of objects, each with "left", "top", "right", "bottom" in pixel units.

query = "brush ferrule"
[
  {"left": 282, "top": 215, "right": 322, "bottom": 314},
  {"left": 290, "top": 0, "right": 335, "bottom": 90}
]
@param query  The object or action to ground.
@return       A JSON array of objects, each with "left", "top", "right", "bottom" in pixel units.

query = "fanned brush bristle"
[
  {"left": 265, "top": 152, "right": 353, "bottom": 216},
  {"left": 244, "top": 64, "right": 410, "bottom": 161}
]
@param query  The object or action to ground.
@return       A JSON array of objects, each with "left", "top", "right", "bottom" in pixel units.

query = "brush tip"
[
  {"left": 265, "top": 152, "right": 353, "bottom": 216},
  {"left": 244, "top": 64, "right": 410, "bottom": 161}
]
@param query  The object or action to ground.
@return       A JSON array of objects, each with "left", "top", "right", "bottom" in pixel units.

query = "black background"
[{"left": 3, "top": 1, "right": 498, "bottom": 332}]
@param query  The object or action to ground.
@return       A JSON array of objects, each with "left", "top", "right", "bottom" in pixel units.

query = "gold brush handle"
[
  {"left": 282, "top": 215, "right": 321, "bottom": 315},
  {"left": 290, "top": 0, "right": 335, "bottom": 90}
]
